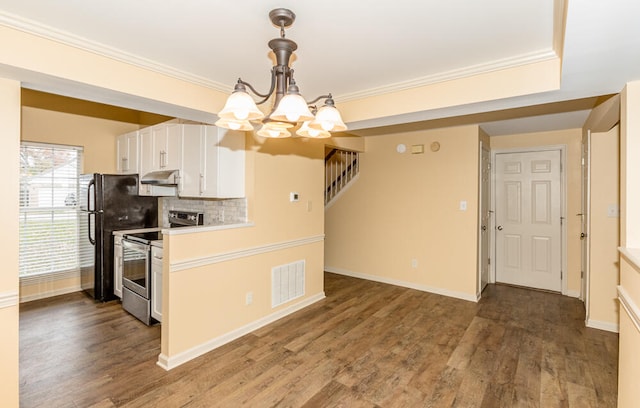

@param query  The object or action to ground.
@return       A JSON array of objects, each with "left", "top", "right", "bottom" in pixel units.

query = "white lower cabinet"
[
  {"left": 151, "top": 246, "right": 163, "bottom": 322},
  {"left": 113, "top": 236, "right": 123, "bottom": 298}
]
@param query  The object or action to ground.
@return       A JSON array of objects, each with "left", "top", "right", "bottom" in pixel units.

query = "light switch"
[
  {"left": 459, "top": 200, "right": 467, "bottom": 211},
  {"left": 290, "top": 192, "right": 300, "bottom": 202}
]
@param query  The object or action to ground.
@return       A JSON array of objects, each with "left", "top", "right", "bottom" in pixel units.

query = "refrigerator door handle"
[
  {"left": 87, "top": 213, "right": 96, "bottom": 245},
  {"left": 87, "top": 178, "right": 96, "bottom": 213}
]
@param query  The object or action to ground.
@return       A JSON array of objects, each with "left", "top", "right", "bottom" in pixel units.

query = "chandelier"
[{"left": 215, "top": 8, "right": 347, "bottom": 139}]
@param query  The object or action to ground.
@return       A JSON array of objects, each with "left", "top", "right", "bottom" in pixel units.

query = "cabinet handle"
[
  {"left": 200, "top": 174, "right": 204, "bottom": 195},
  {"left": 159, "top": 151, "right": 166, "bottom": 168}
]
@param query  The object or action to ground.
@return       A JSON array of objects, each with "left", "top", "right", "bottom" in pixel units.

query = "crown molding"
[
  {"left": 0, "top": 11, "right": 231, "bottom": 94},
  {"left": 336, "top": 49, "right": 558, "bottom": 103}
]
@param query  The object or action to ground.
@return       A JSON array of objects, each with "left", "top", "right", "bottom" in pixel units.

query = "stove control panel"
[{"left": 168, "top": 210, "right": 204, "bottom": 227}]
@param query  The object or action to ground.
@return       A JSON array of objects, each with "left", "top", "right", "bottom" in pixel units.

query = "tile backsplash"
[{"left": 160, "top": 197, "right": 247, "bottom": 227}]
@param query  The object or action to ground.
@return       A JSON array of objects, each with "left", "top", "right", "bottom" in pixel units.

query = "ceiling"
[{"left": 0, "top": 0, "right": 639, "bottom": 136}]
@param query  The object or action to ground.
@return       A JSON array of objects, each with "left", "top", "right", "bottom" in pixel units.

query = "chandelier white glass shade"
[{"left": 215, "top": 8, "right": 347, "bottom": 139}]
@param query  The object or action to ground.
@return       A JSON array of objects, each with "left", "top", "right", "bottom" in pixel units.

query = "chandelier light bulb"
[
  {"left": 296, "top": 120, "right": 331, "bottom": 138},
  {"left": 268, "top": 129, "right": 280, "bottom": 137},
  {"left": 309, "top": 103, "right": 347, "bottom": 133},
  {"left": 234, "top": 110, "right": 249, "bottom": 121},
  {"left": 214, "top": 118, "right": 254, "bottom": 131},
  {"left": 218, "top": 90, "right": 264, "bottom": 123},
  {"left": 270, "top": 93, "right": 314, "bottom": 124}
]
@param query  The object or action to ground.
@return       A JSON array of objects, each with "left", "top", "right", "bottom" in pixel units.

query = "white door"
[
  {"left": 479, "top": 143, "right": 491, "bottom": 293},
  {"left": 495, "top": 150, "right": 562, "bottom": 292}
]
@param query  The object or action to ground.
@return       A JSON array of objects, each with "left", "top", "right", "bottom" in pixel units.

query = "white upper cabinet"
[
  {"left": 180, "top": 126, "right": 245, "bottom": 198},
  {"left": 116, "top": 131, "right": 139, "bottom": 174},
  {"left": 140, "top": 123, "right": 182, "bottom": 175},
  {"left": 121, "top": 121, "right": 245, "bottom": 198}
]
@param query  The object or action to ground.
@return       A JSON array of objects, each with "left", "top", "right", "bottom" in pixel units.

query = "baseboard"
[
  {"left": 586, "top": 318, "right": 619, "bottom": 333},
  {"left": 565, "top": 289, "right": 581, "bottom": 299},
  {"left": 325, "top": 266, "right": 479, "bottom": 303},
  {"left": 0, "top": 291, "right": 19, "bottom": 309},
  {"left": 157, "top": 292, "right": 326, "bottom": 371},
  {"left": 19, "top": 286, "right": 82, "bottom": 303}
]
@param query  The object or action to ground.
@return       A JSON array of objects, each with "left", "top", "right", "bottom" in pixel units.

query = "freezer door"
[
  {"left": 101, "top": 174, "right": 158, "bottom": 230},
  {"left": 78, "top": 173, "right": 97, "bottom": 213}
]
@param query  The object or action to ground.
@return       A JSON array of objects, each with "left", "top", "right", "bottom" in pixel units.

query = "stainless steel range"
[{"left": 121, "top": 210, "right": 203, "bottom": 325}]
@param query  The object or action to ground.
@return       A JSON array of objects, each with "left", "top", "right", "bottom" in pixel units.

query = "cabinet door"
[
  {"left": 151, "top": 247, "right": 163, "bottom": 322},
  {"left": 139, "top": 127, "right": 154, "bottom": 176},
  {"left": 116, "top": 131, "right": 139, "bottom": 174},
  {"left": 113, "top": 239, "right": 123, "bottom": 298},
  {"left": 116, "top": 134, "right": 127, "bottom": 174},
  {"left": 163, "top": 124, "right": 183, "bottom": 170},
  {"left": 179, "top": 125, "right": 203, "bottom": 197},
  {"left": 124, "top": 132, "right": 139, "bottom": 174},
  {"left": 210, "top": 127, "right": 246, "bottom": 198}
]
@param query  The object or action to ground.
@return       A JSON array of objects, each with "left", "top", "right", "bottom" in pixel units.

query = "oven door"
[{"left": 122, "top": 239, "right": 151, "bottom": 299}]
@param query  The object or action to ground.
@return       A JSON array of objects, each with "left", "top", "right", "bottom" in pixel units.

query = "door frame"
[
  {"left": 581, "top": 131, "right": 591, "bottom": 317},
  {"left": 478, "top": 141, "right": 491, "bottom": 297},
  {"left": 490, "top": 145, "right": 568, "bottom": 295}
]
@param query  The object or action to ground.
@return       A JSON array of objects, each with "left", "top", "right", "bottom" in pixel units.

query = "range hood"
[{"left": 140, "top": 169, "right": 179, "bottom": 185}]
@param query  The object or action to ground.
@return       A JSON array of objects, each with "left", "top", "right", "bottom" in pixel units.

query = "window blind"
[{"left": 19, "top": 143, "right": 83, "bottom": 277}]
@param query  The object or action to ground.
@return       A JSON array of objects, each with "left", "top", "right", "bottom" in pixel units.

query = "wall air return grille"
[{"left": 271, "top": 260, "right": 305, "bottom": 308}]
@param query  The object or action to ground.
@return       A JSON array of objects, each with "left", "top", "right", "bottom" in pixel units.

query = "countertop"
[
  {"left": 161, "top": 222, "right": 254, "bottom": 236},
  {"left": 113, "top": 227, "right": 163, "bottom": 248}
]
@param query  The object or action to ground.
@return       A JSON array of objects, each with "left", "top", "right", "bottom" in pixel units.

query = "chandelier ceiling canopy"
[{"left": 215, "top": 8, "right": 347, "bottom": 139}]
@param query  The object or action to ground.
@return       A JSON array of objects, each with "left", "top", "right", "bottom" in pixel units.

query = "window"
[{"left": 19, "top": 142, "right": 83, "bottom": 277}]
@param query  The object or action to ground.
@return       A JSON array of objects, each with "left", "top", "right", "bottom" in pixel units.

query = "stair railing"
[{"left": 325, "top": 149, "right": 359, "bottom": 205}]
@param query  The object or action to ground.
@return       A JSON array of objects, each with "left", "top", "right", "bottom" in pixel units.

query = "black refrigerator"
[{"left": 79, "top": 174, "right": 158, "bottom": 301}]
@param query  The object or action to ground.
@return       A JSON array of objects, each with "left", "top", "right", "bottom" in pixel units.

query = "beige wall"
[
  {"left": 325, "top": 125, "right": 481, "bottom": 300},
  {"left": 162, "top": 135, "right": 326, "bottom": 361},
  {"left": 21, "top": 106, "right": 139, "bottom": 174},
  {"left": 0, "top": 78, "right": 21, "bottom": 408},
  {"left": 587, "top": 126, "right": 620, "bottom": 329},
  {"left": 490, "top": 128, "right": 582, "bottom": 295},
  {"left": 617, "top": 80, "right": 640, "bottom": 408}
]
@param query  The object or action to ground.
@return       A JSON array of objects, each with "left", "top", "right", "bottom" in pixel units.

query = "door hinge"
[
  {"left": 488, "top": 258, "right": 491, "bottom": 265},
  {"left": 581, "top": 271, "right": 584, "bottom": 278},
  {"left": 561, "top": 270, "right": 563, "bottom": 279}
]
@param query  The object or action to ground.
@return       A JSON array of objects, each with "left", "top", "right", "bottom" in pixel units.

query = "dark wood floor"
[{"left": 19, "top": 273, "right": 618, "bottom": 408}]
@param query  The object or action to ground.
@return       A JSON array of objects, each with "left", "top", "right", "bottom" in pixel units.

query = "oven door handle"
[{"left": 122, "top": 239, "right": 150, "bottom": 252}]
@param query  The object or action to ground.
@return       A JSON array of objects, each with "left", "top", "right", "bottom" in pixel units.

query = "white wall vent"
[{"left": 272, "top": 260, "right": 305, "bottom": 308}]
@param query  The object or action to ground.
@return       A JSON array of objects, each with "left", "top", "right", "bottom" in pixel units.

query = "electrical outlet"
[
  {"left": 245, "top": 292, "right": 253, "bottom": 305},
  {"left": 411, "top": 259, "right": 418, "bottom": 268}
]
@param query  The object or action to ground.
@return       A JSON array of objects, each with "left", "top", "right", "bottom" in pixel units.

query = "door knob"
[{"left": 497, "top": 225, "right": 503, "bottom": 231}]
